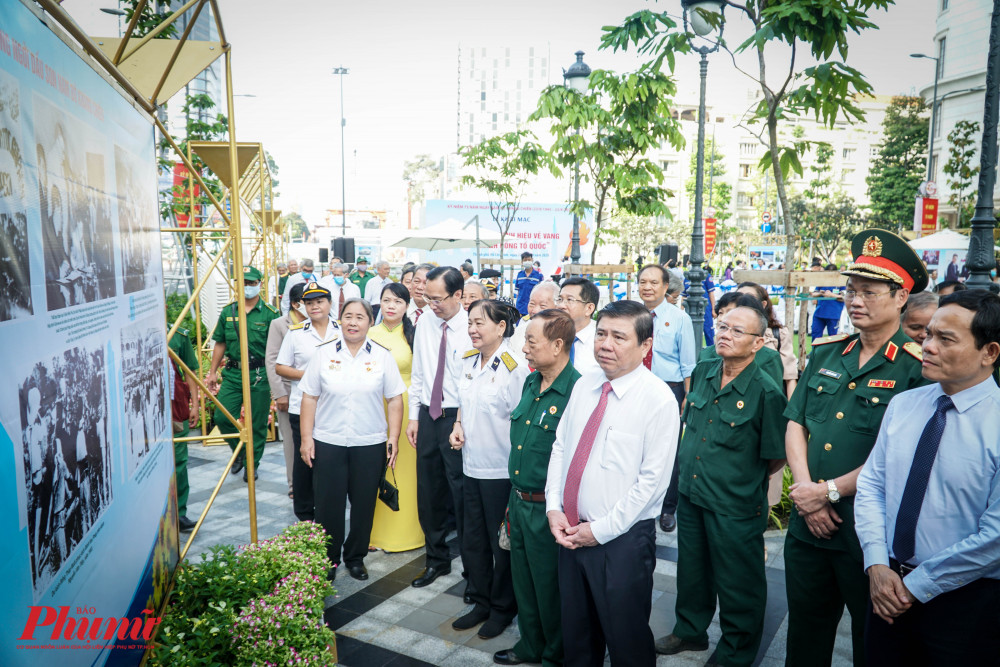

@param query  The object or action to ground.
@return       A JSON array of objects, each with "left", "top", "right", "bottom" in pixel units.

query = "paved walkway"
[{"left": 181, "top": 439, "right": 855, "bottom": 666}]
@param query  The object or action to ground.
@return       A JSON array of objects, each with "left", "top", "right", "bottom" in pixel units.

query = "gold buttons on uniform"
[
  {"left": 836, "top": 412, "right": 844, "bottom": 419},
  {"left": 848, "top": 382, "right": 856, "bottom": 390},
  {"left": 525, "top": 420, "right": 531, "bottom": 425},
  {"left": 515, "top": 470, "right": 519, "bottom": 475},
  {"left": 872, "top": 397, "right": 880, "bottom": 404},
  {"left": 692, "top": 475, "right": 697, "bottom": 479},
  {"left": 730, "top": 422, "right": 735, "bottom": 427},
  {"left": 535, "top": 397, "right": 540, "bottom": 401},
  {"left": 696, "top": 456, "right": 701, "bottom": 460},
  {"left": 824, "top": 443, "right": 832, "bottom": 451},
  {"left": 517, "top": 445, "right": 522, "bottom": 450},
  {"left": 817, "top": 385, "right": 824, "bottom": 392},
  {"left": 708, "top": 419, "right": 713, "bottom": 424},
  {"left": 714, "top": 399, "right": 718, "bottom": 404}
]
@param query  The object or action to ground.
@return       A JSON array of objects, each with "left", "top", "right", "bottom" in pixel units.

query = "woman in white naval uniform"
[
  {"left": 299, "top": 298, "right": 406, "bottom": 582},
  {"left": 449, "top": 300, "right": 530, "bottom": 639}
]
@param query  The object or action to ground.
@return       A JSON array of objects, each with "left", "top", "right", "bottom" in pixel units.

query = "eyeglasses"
[
  {"left": 423, "top": 293, "right": 454, "bottom": 306},
  {"left": 554, "top": 296, "right": 585, "bottom": 306},
  {"left": 844, "top": 289, "right": 896, "bottom": 302},
  {"left": 715, "top": 322, "right": 764, "bottom": 339}
]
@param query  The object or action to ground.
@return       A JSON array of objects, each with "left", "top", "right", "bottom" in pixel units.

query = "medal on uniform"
[
  {"left": 365, "top": 361, "right": 373, "bottom": 373},
  {"left": 329, "top": 359, "right": 342, "bottom": 371},
  {"left": 549, "top": 406, "right": 557, "bottom": 414},
  {"left": 868, "top": 379, "right": 895, "bottom": 388},
  {"left": 736, "top": 401, "right": 744, "bottom": 409}
]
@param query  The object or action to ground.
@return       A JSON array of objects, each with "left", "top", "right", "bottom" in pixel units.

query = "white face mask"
[
  {"left": 523, "top": 262, "right": 533, "bottom": 271},
  {"left": 244, "top": 285, "right": 260, "bottom": 299}
]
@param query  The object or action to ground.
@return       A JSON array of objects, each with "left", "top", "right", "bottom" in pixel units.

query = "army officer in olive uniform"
[
  {"left": 206, "top": 265, "right": 280, "bottom": 481},
  {"left": 493, "top": 309, "right": 581, "bottom": 667},
  {"left": 656, "top": 305, "right": 787, "bottom": 666},
  {"left": 783, "top": 230, "right": 929, "bottom": 666}
]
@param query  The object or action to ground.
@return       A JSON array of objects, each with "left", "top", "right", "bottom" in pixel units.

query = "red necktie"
[
  {"left": 338, "top": 287, "right": 345, "bottom": 318},
  {"left": 429, "top": 321, "right": 448, "bottom": 419},
  {"left": 563, "top": 381, "right": 614, "bottom": 526},
  {"left": 413, "top": 308, "right": 423, "bottom": 323},
  {"left": 643, "top": 311, "right": 655, "bottom": 370}
]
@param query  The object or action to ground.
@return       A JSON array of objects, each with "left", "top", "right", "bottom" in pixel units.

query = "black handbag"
[{"left": 378, "top": 464, "right": 400, "bottom": 511}]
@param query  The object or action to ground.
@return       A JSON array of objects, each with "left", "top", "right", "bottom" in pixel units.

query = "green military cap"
[
  {"left": 241, "top": 265, "right": 262, "bottom": 281},
  {"left": 841, "top": 229, "right": 928, "bottom": 293},
  {"left": 357, "top": 256, "right": 369, "bottom": 264},
  {"left": 301, "top": 281, "right": 331, "bottom": 300}
]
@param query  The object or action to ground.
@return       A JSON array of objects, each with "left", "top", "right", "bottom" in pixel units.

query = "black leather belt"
[
  {"left": 226, "top": 358, "right": 264, "bottom": 370},
  {"left": 889, "top": 558, "right": 917, "bottom": 577}
]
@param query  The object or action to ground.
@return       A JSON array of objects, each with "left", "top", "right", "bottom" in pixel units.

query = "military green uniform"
[
  {"left": 278, "top": 273, "right": 289, "bottom": 298},
  {"left": 698, "top": 343, "right": 784, "bottom": 386},
  {"left": 348, "top": 268, "right": 372, "bottom": 297},
  {"left": 168, "top": 327, "right": 199, "bottom": 517},
  {"left": 673, "top": 356, "right": 787, "bottom": 666},
  {"left": 507, "top": 362, "right": 581, "bottom": 667},
  {"left": 212, "top": 296, "right": 279, "bottom": 467},
  {"left": 783, "top": 329, "right": 927, "bottom": 666}
]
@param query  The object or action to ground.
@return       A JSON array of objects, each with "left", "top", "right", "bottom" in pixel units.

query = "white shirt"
[
  {"left": 317, "top": 276, "right": 362, "bottom": 319},
  {"left": 275, "top": 318, "right": 341, "bottom": 414},
  {"left": 545, "top": 365, "right": 679, "bottom": 545},
  {"left": 409, "top": 307, "right": 473, "bottom": 417},
  {"left": 407, "top": 300, "right": 427, "bottom": 322},
  {"left": 571, "top": 320, "right": 599, "bottom": 374},
  {"left": 280, "top": 272, "right": 315, "bottom": 314},
  {"left": 508, "top": 315, "right": 532, "bottom": 364},
  {"left": 364, "top": 275, "right": 393, "bottom": 305},
  {"left": 458, "top": 340, "right": 531, "bottom": 478},
  {"left": 298, "top": 337, "right": 406, "bottom": 446}
]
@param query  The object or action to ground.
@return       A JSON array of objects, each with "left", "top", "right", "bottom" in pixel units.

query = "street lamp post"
[
  {"left": 563, "top": 51, "right": 591, "bottom": 265},
  {"left": 966, "top": 1, "right": 1000, "bottom": 293},
  {"left": 681, "top": 0, "right": 725, "bottom": 351},
  {"left": 332, "top": 66, "right": 349, "bottom": 237},
  {"left": 911, "top": 53, "right": 940, "bottom": 183}
]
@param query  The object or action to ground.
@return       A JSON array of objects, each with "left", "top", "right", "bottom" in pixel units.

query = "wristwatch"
[{"left": 826, "top": 480, "right": 841, "bottom": 504}]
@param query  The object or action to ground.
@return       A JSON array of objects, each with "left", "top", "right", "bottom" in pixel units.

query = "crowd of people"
[{"left": 169, "top": 231, "right": 1000, "bottom": 667}]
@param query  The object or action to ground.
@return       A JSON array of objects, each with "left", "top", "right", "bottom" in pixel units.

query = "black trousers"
[
  {"left": 661, "top": 380, "right": 687, "bottom": 516},
  {"left": 312, "top": 439, "right": 385, "bottom": 568},
  {"left": 288, "top": 413, "right": 315, "bottom": 521},
  {"left": 559, "top": 519, "right": 657, "bottom": 667},
  {"left": 416, "top": 405, "right": 465, "bottom": 569},
  {"left": 463, "top": 475, "right": 516, "bottom": 623},
  {"left": 865, "top": 574, "right": 1000, "bottom": 666}
]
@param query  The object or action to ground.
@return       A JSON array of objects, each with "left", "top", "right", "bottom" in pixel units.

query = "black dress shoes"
[
  {"left": 464, "top": 583, "right": 472, "bottom": 604},
  {"left": 655, "top": 633, "right": 709, "bottom": 655},
  {"left": 493, "top": 649, "right": 526, "bottom": 665},
  {"left": 659, "top": 513, "right": 677, "bottom": 532},
  {"left": 411, "top": 566, "right": 450, "bottom": 588},
  {"left": 177, "top": 516, "right": 196, "bottom": 532},
  {"left": 348, "top": 565, "right": 369, "bottom": 581},
  {"left": 478, "top": 618, "right": 509, "bottom": 640},
  {"left": 452, "top": 606, "right": 488, "bottom": 631},
  {"left": 327, "top": 565, "right": 337, "bottom": 582},
  {"left": 231, "top": 458, "right": 244, "bottom": 475},
  {"left": 243, "top": 468, "right": 258, "bottom": 483}
]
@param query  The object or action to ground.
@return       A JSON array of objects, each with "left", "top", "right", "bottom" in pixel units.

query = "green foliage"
[
  {"left": 166, "top": 292, "right": 208, "bottom": 341},
  {"left": 402, "top": 154, "right": 442, "bottom": 207},
  {"left": 459, "top": 130, "right": 552, "bottom": 260},
  {"left": 121, "top": 0, "right": 177, "bottom": 38},
  {"left": 531, "top": 67, "right": 684, "bottom": 262},
  {"left": 943, "top": 120, "right": 981, "bottom": 228},
  {"left": 866, "top": 96, "right": 929, "bottom": 230},
  {"left": 791, "top": 141, "right": 863, "bottom": 261},
  {"left": 280, "top": 212, "right": 310, "bottom": 241},
  {"left": 768, "top": 466, "right": 794, "bottom": 530},
  {"left": 148, "top": 522, "right": 335, "bottom": 667},
  {"left": 265, "top": 151, "right": 280, "bottom": 200}
]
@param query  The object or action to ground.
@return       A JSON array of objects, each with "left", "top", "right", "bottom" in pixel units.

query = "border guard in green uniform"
[
  {"left": 494, "top": 309, "right": 581, "bottom": 667},
  {"left": 168, "top": 323, "right": 200, "bottom": 531},
  {"left": 349, "top": 256, "right": 373, "bottom": 297},
  {"left": 783, "top": 230, "right": 929, "bottom": 666},
  {"left": 206, "top": 265, "right": 279, "bottom": 482}
]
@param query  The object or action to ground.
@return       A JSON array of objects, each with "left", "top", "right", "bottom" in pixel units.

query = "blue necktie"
[
  {"left": 570, "top": 336, "right": 579, "bottom": 364},
  {"left": 892, "top": 394, "right": 955, "bottom": 565}
]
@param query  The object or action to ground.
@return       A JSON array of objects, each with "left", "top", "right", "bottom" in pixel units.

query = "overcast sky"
[{"left": 68, "top": 0, "right": 941, "bottom": 225}]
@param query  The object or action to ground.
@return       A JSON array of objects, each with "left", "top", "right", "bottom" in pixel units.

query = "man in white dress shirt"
[
  {"left": 545, "top": 300, "right": 680, "bottom": 666},
  {"left": 280, "top": 258, "right": 316, "bottom": 315},
  {"left": 405, "top": 266, "right": 474, "bottom": 588},
  {"left": 407, "top": 263, "right": 433, "bottom": 323},
  {"left": 363, "top": 260, "right": 393, "bottom": 307},
  {"left": 510, "top": 280, "right": 559, "bottom": 359},
  {"left": 319, "top": 262, "right": 361, "bottom": 319},
  {"left": 556, "top": 277, "right": 600, "bottom": 374}
]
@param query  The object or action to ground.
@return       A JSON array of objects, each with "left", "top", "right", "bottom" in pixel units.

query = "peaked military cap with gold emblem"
[
  {"left": 301, "top": 281, "right": 331, "bottom": 300},
  {"left": 241, "top": 265, "right": 262, "bottom": 281},
  {"left": 841, "top": 229, "right": 928, "bottom": 293}
]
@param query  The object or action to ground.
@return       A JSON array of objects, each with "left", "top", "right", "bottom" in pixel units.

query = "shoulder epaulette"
[
  {"left": 520, "top": 315, "right": 531, "bottom": 322},
  {"left": 316, "top": 338, "right": 336, "bottom": 348},
  {"left": 263, "top": 302, "right": 279, "bottom": 313},
  {"left": 501, "top": 351, "right": 518, "bottom": 371},
  {"left": 368, "top": 338, "right": 389, "bottom": 352},
  {"left": 290, "top": 321, "right": 307, "bottom": 330},
  {"left": 812, "top": 333, "right": 850, "bottom": 347},
  {"left": 884, "top": 341, "right": 900, "bottom": 363},
  {"left": 463, "top": 349, "right": 480, "bottom": 359},
  {"left": 902, "top": 341, "right": 922, "bottom": 361},
  {"left": 177, "top": 327, "right": 190, "bottom": 337}
]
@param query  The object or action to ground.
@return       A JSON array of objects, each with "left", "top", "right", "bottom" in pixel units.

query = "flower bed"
[{"left": 149, "top": 522, "right": 336, "bottom": 666}]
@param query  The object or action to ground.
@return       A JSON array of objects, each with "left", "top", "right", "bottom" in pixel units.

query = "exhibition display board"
[{"left": 0, "top": 1, "right": 177, "bottom": 664}]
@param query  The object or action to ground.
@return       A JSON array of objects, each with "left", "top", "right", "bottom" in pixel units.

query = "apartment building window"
[
  {"left": 660, "top": 160, "right": 678, "bottom": 177},
  {"left": 869, "top": 145, "right": 880, "bottom": 158},
  {"left": 842, "top": 147, "right": 856, "bottom": 161},
  {"left": 740, "top": 142, "right": 757, "bottom": 157},
  {"left": 740, "top": 163, "right": 753, "bottom": 178},
  {"left": 737, "top": 192, "right": 755, "bottom": 207},
  {"left": 938, "top": 37, "right": 946, "bottom": 79},
  {"left": 941, "top": 0, "right": 949, "bottom": 10},
  {"left": 930, "top": 155, "right": 939, "bottom": 182},
  {"left": 841, "top": 168, "right": 855, "bottom": 183}
]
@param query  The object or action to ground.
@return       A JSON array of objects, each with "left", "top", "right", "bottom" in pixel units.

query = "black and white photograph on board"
[
  {"left": 121, "top": 320, "right": 168, "bottom": 477},
  {"left": 34, "top": 95, "right": 117, "bottom": 311},
  {"left": 0, "top": 69, "right": 34, "bottom": 323},
  {"left": 19, "top": 343, "right": 112, "bottom": 598},
  {"left": 115, "top": 143, "right": 160, "bottom": 295}
]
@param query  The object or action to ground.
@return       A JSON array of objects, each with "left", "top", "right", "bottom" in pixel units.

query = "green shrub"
[
  {"left": 768, "top": 466, "right": 794, "bottom": 530},
  {"left": 149, "top": 522, "right": 335, "bottom": 666}
]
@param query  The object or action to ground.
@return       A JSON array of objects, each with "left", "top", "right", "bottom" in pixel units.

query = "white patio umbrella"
[{"left": 389, "top": 217, "right": 501, "bottom": 251}]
